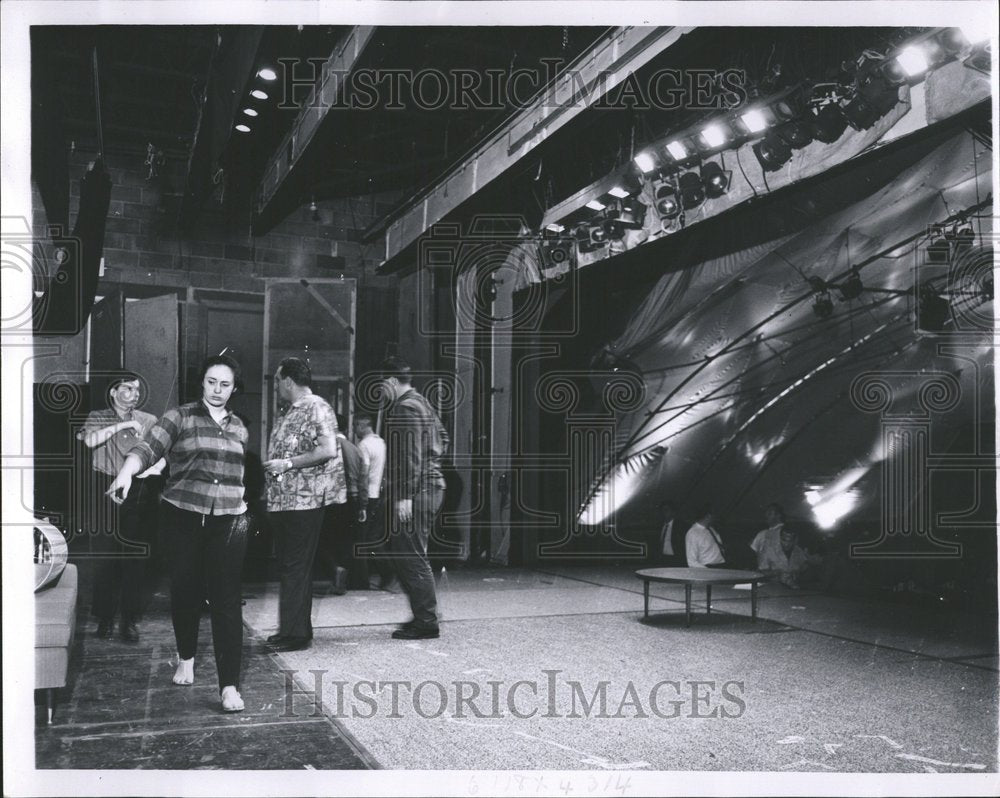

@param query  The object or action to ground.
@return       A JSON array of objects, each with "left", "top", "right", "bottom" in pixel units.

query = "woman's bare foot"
[
  {"left": 172, "top": 657, "right": 194, "bottom": 685},
  {"left": 220, "top": 685, "right": 244, "bottom": 712}
]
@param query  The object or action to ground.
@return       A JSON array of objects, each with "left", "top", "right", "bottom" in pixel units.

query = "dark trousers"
[
  {"left": 389, "top": 487, "right": 444, "bottom": 629},
  {"left": 269, "top": 508, "right": 324, "bottom": 639},
  {"left": 92, "top": 472, "right": 158, "bottom": 624},
  {"left": 360, "top": 496, "right": 391, "bottom": 583},
  {"left": 161, "top": 502, "right": 248, "bottom": 690},
  {"left": 318, "top": 498, "right": 364, "bottom": 588}
]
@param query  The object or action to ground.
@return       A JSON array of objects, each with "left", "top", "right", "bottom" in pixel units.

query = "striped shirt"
[
  {"left": 131, "top": 400, "right": 248, "bottom": 515},
  {"left": 82, "top": 407, "right": 158, "bottom": 476}
]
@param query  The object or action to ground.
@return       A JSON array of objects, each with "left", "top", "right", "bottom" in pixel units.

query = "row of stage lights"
[
  {"left": 233, "top": 67, "right": 279, "bottom": 134},
  {"left": 542, "top": 27, "right": 990, "bottom": 256}
]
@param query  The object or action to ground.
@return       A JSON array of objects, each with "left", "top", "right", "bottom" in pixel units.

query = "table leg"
[
  {"left": 685, "top": 584, "right": 692, "bottom": 627},
  {"left": 706, "top": 584, "right": 712, "bottom": 615},
  {"left": 751, "top": 581, "right": 758, "bottom": 621},
  {"left": 643, "top": 579, "right": 649, "bottom": 619}
]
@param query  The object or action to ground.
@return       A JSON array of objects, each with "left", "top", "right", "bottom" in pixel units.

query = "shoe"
[
  {"left": 391, "top": 625, "right": 440, "bottom": 640},
  {"left": 120, "top": 621, "right": 140, "bottom": 642},
  {"left": 172, "top": 657, "right": 194, "bottom": 686},
  {"left": 95, "top": 619, "right": 114, "bottom": 639},
  {"left": 266, "top": 633, "right": 289, "bottom": 644},
  {"left": 220, "top": 686, "right": 244, "bottom": 713},
  {"left": 269, "top": 636, "right": 312, "bottom": 652}
]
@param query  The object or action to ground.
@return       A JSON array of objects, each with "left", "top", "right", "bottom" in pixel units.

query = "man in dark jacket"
[{"left": 380, "top": 356, "right": 448, "bottom": 639}]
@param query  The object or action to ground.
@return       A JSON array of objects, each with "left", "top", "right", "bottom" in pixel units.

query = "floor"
[{"left": 36, "top": 562, "right": 999, "bottom": 773}]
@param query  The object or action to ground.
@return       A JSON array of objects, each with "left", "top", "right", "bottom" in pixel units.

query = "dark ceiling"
[{"left": 32, "top": 24, "right": 938, "bottom": 235}]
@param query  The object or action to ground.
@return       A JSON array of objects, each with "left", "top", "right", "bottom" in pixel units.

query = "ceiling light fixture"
[
  {"left": 257, "top": 67, "right": 278, "bottom": 81},
  {"left": 654, "top": 182, "right": 681, "bottom": 221},
  {"left": 665, "top": 139, "right": 691, "bottom": 162},
  {"left": 242, "top": 108, "right": 258, "bottom": 117},
  {"left": 811, "top": 103, "right": 849, "bottom": 143},
  {"left": 678, "top": 171, "right": 706, "bottom": 209},
  {"left": 739, "top": 108, "right": 770, "bottom": 134},
  {"left": 699, "top": 123, "right": 729, "bottom": 150},
  {"left": 701, "top": 161, "right": 731, "bottom": 198},
  {"left": 250, "top": 89, "right": 269, "bottom": 101},
  {"left": 633, "top": 151, "right": 658, "bottom": 174},
  {"left": 585, "top": 199, "right": 607, "bottom": 212},
  {"left": 235, "top": 123, "right": 251, "bottom": 133},
  {"left": 752, "top": 131, "right": 792, "bottom": 171}
]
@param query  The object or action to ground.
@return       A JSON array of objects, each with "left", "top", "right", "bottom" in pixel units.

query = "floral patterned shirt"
[{"left": 265, "top": 393, "right": 345, "bottom": 511}]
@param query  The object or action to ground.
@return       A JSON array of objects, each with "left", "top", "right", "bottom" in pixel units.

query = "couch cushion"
[{"left": 35, "top": 564, "right": 78, "bottom": 648}]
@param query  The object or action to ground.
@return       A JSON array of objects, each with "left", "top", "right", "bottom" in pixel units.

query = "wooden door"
[{"left": 124, "top": 294, "right": 179, "bottom": 418}]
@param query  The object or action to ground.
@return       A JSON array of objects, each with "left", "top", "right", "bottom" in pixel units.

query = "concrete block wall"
[{"left": 31, "top": 150, "right": 400, "bottom": 383}]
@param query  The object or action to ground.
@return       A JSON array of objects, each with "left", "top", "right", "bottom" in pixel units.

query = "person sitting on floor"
[
  {"left": 685, "top": 506, "right": 727, "bottom": 568},
  {"left": 750, "top": 503, "right": 821, "bottom": 588}
]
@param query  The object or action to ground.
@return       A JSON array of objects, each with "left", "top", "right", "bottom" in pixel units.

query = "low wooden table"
[{"left": 635, "top": 567, "right": 770, "bottom": 626}]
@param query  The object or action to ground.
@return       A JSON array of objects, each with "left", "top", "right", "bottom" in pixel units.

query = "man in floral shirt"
[{"left": 262, "top": 357, "right": 344, "bottom": 651}]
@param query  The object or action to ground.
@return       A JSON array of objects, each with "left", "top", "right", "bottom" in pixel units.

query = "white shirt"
[
  {"left": 358, "top": 432, "right": 386, "bottom": 499},
  {"left": 685, "top": 522, "right": 725, "bottom": 567}
]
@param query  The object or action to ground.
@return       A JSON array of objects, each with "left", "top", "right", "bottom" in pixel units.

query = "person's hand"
[
  {"left": 395, "top": 498, "right": 413, "bottom": 523},
  {"left": 123, "top": 419, "right": 144, "bottom": 433},
  {"left": 357, "top": 509, "right": 367, "bottom": 524},
  {"left": 106, "top": 472, "right": 133, "bottom": 505},
  {"left": 263, "top": 459, "right": 291, "bottom": 475}
]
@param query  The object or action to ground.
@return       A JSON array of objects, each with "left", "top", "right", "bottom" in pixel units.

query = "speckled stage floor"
[{"left": 37, "top": 562, "right": 998, "bottom": 773}]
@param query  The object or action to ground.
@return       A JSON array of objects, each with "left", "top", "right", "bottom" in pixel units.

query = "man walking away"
[{"left": 380, "top": 357, "right": 449, "bottom": 639}]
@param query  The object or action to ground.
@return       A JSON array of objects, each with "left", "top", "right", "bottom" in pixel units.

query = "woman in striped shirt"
[{"left": 108, "top": 354, "right": 250, "bottom": 713}]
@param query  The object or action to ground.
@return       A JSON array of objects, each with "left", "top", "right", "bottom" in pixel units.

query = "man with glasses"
[{"left": 262, "top": 357, "right": 343, "bottom": 652}]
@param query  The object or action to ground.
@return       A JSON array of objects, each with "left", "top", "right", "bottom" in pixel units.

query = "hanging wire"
[{"left": 734, "top": 147, "right": 759, "bottom": 198}]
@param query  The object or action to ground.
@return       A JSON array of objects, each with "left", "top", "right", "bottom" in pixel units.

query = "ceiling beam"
[
  {"left": 368, "top": 26, "right": 696, "bottom": 274},
  {"left": 251, "top": 26, "right": 377, "bottom": 230}
]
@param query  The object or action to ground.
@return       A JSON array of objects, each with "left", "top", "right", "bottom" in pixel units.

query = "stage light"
[
  {"left": 605, "top": 198, "right": 647, "bottom": 238},
  {"left": 811, "top": 103, "right": 849, "bottom": 143},
  {"left": 952, "top": 223, "right": 976, "bottom": 256},
  {"left": 589, "top": 222, "right": 609, "bottom": 246},
  {"left": 812, "top": 290, "right": 834, "bottom": 319},
  {"left": 770, "top": 97, "right": 799, "bottom": 122},
  {"left": 654, "top": 182, "right": 681, "bottom": 220},
  {"left": 844, "top": 65, "right": 899, "bottom": 130},
  {"left": 895, "top": 45, "right": 931, "bottom": 78},
  {"left": 634, "top": 151, "right": 658, "bottom": 174},
  {"left": 699, "top": 123, "right": 728, "bottom": 150},
  {"left": 926, "top": 227, "right": 951, "bottom": 263},
  {"left": 777, "top": 120, "right": 814, "bottom": 149},
  {"left": 701, "top": 162, "right": 731, "bottom": 198},
  {"left": 838, "top": 268, "right": 863, "bottom": 301},
  {"left": 575, "top": 223, "right": 603, "bottom": 254},
  {"left": 585, "top": 199, "right": 606, "bottom": 212},
  {"left": 665, "top": 139, "right": 691, "bottom": 162},
  {"left": 678, "top": 171, "right": 705, "bottom": 209},
  {"left": 242, "top": 108, "right": 258, "bottom": 117},
  {"left": 235, "top": 124, "right": 251, "bottom": 133},
  {"left": 608, "top": 186, "right": 631, "bottom": 199},
  {"left": 258, "top": 67, "right": 278, "bottom": 81},
  {"left": 752, "top": 132, "right": 792, "bottom": 172},
  {"left": 740, "top": 108, "right": 770, "bottom": 134},
  {"left": 250, "top": 89, "right": 269, "bottom": 100},
  {"left": 545, "top": 223, "right": 565, "bottom": 234},
  {"left": 309, "top": 200, "right": 320, "bottom": 222}
]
